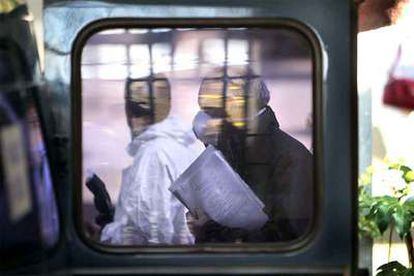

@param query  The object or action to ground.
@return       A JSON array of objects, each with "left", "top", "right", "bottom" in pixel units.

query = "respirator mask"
[{"left": 192, "top": 110, "right": 223, "bottom": 147}]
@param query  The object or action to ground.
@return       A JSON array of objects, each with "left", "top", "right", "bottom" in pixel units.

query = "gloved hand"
[
  {"left": 85, "top": 170, "right": 114, "bottom": 227},
  {"left": 186, "top": 208, "right": 247, "bottom": 243},
  {"left": 186, "top": 208, "right": 209, "bottom": 237}
]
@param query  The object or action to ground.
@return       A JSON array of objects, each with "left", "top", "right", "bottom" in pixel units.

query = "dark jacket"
[{"left": 197, "top": 106, "right": 313, "bottom": 242}]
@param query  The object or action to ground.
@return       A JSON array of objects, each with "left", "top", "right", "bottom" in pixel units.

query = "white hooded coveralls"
[{"left": 101, "top": 116, "right": 204, "bottom": 245}]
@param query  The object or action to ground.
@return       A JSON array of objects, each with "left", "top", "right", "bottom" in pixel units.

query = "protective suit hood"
[
  {"left": 127, "top": 116, "right": 197, "bottom": 157},
  {"left": 102, "top": 115, "right": 204, "bottom": 245}
]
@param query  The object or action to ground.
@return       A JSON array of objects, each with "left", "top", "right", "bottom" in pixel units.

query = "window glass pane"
[
  {"left": 151, "top": 28, "right": 172, "bottom": 33},
  {"left": 128, "top": 29, "right": 149, "bottom": 34},
  {"left": 227, "top": 39, "right": 248, "bottom": 66},
  {"left": 82, "top": 44, "right": 128, "bottom": 80},
  {"left": 95, "top": 64, "right": 128, "bottom": 80},
  {"left": 202, "top": 38, "right": 225, "bottom": 65},
  {"left": 173, "top": 38, "right": 198, "bottom": 72},
  {"left": 99, "top": 29, "right": 126, "bottom": 35},
  {"left": 152, "top": 43, "right": 172, "bottom": 74},
  {"left": 80, "top": 27, "right": 314, "bottom": 248},
  {"left": 129, "top": 44, "right": 150, "bottom": 78},
  {"left": 82, "top": 45, "right": 127, "bottom": 65}
]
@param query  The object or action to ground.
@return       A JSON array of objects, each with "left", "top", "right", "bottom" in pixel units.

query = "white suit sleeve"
[{"left": 120, "top": 145, "right": 175, "bottom": 244}]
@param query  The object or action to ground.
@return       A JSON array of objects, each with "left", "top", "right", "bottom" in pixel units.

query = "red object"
[{"left": 383, "top": 45, "right": 414, "bottom": 110}]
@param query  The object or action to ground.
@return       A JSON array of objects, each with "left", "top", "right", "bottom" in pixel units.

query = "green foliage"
[
  {"left": 359, "top": 164, "right": 414, "bottom": 240},
  {"left": 406, "top": 171, "right": 414, "bottom": 183},
  {"left": 360, "top": 189, "right": 414, "bottom": 239},
  {"left": 390, "top": 163, "right": 414, "bottom": 184},
  {"left": 359, "top": 163, "right": 414, "bottom": 274},
  {"left": 359, "top": 167, "right": 381, "bottom": 238}
]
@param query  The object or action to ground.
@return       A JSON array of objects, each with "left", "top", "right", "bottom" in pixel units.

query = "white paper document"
[{"left": 169, "top": 146, "right": 268, "bottom": 231}]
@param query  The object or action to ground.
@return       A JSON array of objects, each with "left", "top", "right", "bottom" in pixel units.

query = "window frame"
[{"left": 71, "top": 18, "right": 324, "bottom": 254}]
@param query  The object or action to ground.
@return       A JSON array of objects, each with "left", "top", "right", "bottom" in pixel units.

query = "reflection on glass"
[
  {"left": 26, "top": 100, "right": 59, "bottom": 247},
  {"left": 198, "top": 79, "right": 224, "bottom": 109},
  {"left": 173, "top": 38, "right": 198, "bottom": 71},
  {"left": 0, "top": 45, "right": 59, "bottom": 253},
  {"left": 202, "top": 39, "right": 225, "bottom": 65},
  {"left": 125, "top": 76, "right": 171, "bottom": 128},
  {"left": 81, "top": 28, "right": 314, "bottom": 247},
  {"left": 152, "top": 43, "right": 172, "bottom": 73},
  {"left": 129, "top": 44, "right": 150, "bottom": 78},
  {"left": 228, "top": 39, "right": 248, "bottom": 65}
]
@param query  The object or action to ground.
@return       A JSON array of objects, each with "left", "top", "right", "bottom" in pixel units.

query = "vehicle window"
[{"left": 80, "top": 27, "right": 315, "bottom": 247}]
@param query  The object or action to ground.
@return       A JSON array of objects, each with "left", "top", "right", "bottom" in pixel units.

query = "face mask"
[
  {"left": 128, "top": 116, "right": 152, "bottom": 139},
  {"left": 192, "top": 110, "right": 221, "bottom": 146}
]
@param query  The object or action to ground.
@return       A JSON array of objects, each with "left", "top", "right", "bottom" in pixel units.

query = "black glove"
[{"left": 85, "top": 173, "right": 114, "bottom": 227}]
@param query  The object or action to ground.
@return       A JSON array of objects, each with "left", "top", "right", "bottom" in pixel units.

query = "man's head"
[
  {"left": 198, "top": 67, "right": 270, "bottom": 128},
  {"left": 125, "top": 74, "right": 171, "bottom": 138}
]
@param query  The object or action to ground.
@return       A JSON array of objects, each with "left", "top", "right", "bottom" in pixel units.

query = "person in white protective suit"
[{"left": 100, "top": 76, "right": 203, "bottom": 245}]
